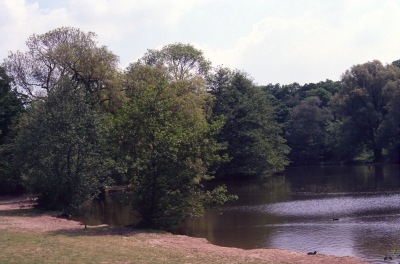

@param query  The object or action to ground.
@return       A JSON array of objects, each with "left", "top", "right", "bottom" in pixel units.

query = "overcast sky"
[{"left": 1, "top": 0, "right": 399, "bottom": 85}]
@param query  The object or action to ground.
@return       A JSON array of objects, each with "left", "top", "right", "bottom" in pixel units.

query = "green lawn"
[{"left": 0, "top": 228, "right": 275, "bottom": 264}]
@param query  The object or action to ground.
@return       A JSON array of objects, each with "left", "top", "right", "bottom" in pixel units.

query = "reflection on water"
[
  {"left": 72, "top": 164, "right": 400, "bottom": 263},
  {"left": 71, "top": 191, "right": 136, "bottom": 227}
]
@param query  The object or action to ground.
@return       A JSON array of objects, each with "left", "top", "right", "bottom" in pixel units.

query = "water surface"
[{"left": 73, "top": 164, "right": 400, "bottom": 263}]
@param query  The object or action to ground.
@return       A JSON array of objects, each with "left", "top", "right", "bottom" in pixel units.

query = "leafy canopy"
[
  {"left": 331, "top": 60, "right": 400, "bottom": 162},
  {"left": 209, "top": 68, "right": 289, "bottom": 178},
  {"left": 112, "top": 65, "right": 236, "bottom": 229},
  {"left": 4, "top": 27, "right": 121, "bottom": 105},
  {"left": 12, "top": 79, "right": 112, "bottom": 210},
  {"left": 0, "top": 66, "right": 25, "bottom": 195}
]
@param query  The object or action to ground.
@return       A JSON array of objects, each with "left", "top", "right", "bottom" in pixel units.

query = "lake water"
[{"left": 72, "top": 164, "right": 400, "bottom": 264}]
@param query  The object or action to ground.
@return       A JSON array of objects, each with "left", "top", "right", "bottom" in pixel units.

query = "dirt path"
[{"left": 0, "top": 196, "right": 369, "bottom": 264}]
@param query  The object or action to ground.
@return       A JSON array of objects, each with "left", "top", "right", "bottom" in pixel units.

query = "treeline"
[
  {"left": 0, "top": 27, "right": 399, "bottom": 228},
  {"left": 263, "top": 60, "right": 400, "bottom": 165}
]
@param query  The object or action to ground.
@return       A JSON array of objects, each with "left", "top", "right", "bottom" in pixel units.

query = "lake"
[{"left": 72, "top": 164, "right": 400, "bottom": 264}]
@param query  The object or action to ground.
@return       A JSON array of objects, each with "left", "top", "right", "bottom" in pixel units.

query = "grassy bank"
[
  {"left": 0, "top": 204, "right": 271, "bottom": 264},
  {"left": 0, "top": 228, "right": 265, "bottom": 264}
]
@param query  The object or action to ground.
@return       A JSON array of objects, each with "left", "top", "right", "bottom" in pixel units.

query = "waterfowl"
[
  {"left": 332, "top": 218, "right": 339, "bottom": 221},
  {"left": 307, "top": 251, "right": 317, "bottom": 255}
]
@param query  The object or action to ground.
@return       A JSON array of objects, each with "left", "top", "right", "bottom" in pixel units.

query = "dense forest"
[{"left": 0, "top": 27, "right": 399, "bottom": 229}]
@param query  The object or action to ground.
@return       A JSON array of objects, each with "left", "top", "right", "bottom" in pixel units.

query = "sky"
[{"left": 1, "top": 0, "right": 399, "bottom": 85}]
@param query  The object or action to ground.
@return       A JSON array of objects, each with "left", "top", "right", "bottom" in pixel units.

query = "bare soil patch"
[{"left": 0, "top": 195, "right": 369, "bottom": 263}]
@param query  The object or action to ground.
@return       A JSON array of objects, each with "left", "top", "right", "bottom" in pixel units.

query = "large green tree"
[
  {"left": 0, "top": 66, "right": 25, "bottom": 195},
  {"left": 0, "top": 67, "right": 24, "bottom": 142},
  {"left": 12, "top": 79, "right": 111, "bottom": 210},
  {"left": 128, "top": 43, "right": 214, "bottom": 118},
  {"left": 331, "top": 60, "right": 400, "bottom": 162},
  {"left": 113, "top": 70, "right": 232, "bottom": 229},
  {"left": 3, "top": 27, "right": 121, "bottom": 106},
  {"left": 112, "top": 65, "right": 235, "bottom": 229},
  {"left": 209, "top": 68, "right": 289, "bottom": 178}
]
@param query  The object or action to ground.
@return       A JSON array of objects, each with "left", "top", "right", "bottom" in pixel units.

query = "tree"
[
  {"left": 381, "top": 79, "right": 400, "bottom": 162},
  {"left": 111, "top": 65, "right": 235, "bottom": 229},
  {"left": 331, "top": 60, "right": 400, "bottom": 162},
  {"left": 132, "top": 43, "right": 211, "bottom": 81},
  {"left": 261, "top": 84, "right": 291, "bottom": 125},
  {"left": 3, "top": 27, "right": 121, "bottom": 105},
  {"left": 0, "top": 66, "right": 25, "bottom": 195},
  {"left": 12, "top": 78, "right": 111, "bottom": 210},
  {"left": 392, "top": 59, "right": 400, "bottom": 69},
  {"left": 304, "top": 87, "right": 332, "bottom": 107},
  {"left": 127, "top": 43, "right": 214, "bottom": 118},
  {"left": 285, "top": 96, "right": 334, "bottom": 164},
  {"left": 209, "top": 68, "right": 289, "bottom": 178},
  {"left": 0, "top": 67, "right": 24, "bottom": 142}
]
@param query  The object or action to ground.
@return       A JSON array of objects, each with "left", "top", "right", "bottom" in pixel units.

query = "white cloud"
[
  {"left": 1, "top": 0, "right": 400, "bottom": 85},
  {"left": 0, "top": 0, "right": 73, "bottom": 58},
  {"left": 198, "top": 0, "right": 400, "bottom": 84},
  {"left": 0, "top": 0, "right": 205, "bottom": 48}
]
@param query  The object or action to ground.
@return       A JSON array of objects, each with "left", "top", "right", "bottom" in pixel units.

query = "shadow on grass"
[
  {"left": 47, "top": 225, "right": 166, "bottom": 238},
  {"left": 0, "top": 200, "right": 165, "bottom": 238},
  {"left": 0, "top": 208, "right": 51, "bottom": 217},
  {"left": 0, "top": 196, "right": 27, "bottom": 202}
]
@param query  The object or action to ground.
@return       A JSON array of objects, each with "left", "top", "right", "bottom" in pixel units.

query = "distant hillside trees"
[
  {"left": 263, "top": 61, "right": 400, "bottom": 164},
  {"left": 285, "top": 96, "right": 334, "bottom": 164},
  {"left": 262, "top": 80, "right": 342, "bottom": 165}
]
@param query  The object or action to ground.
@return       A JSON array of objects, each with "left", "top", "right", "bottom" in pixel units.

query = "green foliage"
[
  {"left": 392, "top": 59, "right": 400, "bottom": 69},
  {"left": 210, "top": 68, "right": 289, "bottom": 178},
  {"left": 112, "top": 66, "right": 235, "bottom": 229},
  {"left": 331, "top": 60, "right": 400, "bottom": 162},
  {"left": 0, "top": 67, "right": 25, "bottom": 195},
  {"left": 12, "top": 79, "right": 112, "bottom": 210},
  {"left": 4, "top": 27, "right": 121, "bottom": 106},
  {"left": 128, "top": 43, "right": 214, "bottom": 119},
  {"left": 300, "top": 80, "right": 341, "bottom": 102},
  {"left": 381, "top": 79, "right": 400, "bottom": 162},
  {"left": 133, "top": 43, "right": 212, "bottom": 81},
  {"left": 261, "top": 79, "right": 341, "bottom": 125},
  {"left": 304, "top": 87, "right": 332, "bottom": 107},
  {"left": 285, "top": 97, "right": 334, "bottom": 164},
  {"left": 0, "top": 67, "right": 24, "bottom": 142}
]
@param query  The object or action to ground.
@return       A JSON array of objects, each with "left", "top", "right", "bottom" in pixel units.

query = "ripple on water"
[{"left": 225, "top": 193, "right": 400, "bottom": 218}]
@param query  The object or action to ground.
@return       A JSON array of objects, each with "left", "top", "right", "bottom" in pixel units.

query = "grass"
[
  {"left": 0, "top": 206, "right": 282, "bottom": 264},
  {"left": 0, "top": 197, "right": 285, "bottom": 264},
  {"left": 0, "top": 229, "right": 273, "bottom": 264}
]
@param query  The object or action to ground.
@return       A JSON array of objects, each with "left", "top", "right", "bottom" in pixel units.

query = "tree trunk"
[{"left": 373, "top": 146, "right": 383, "bottom": 162}]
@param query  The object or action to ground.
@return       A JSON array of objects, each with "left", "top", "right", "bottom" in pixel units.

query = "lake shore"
[{"left": 0, "top": 196, "right": 369, "bottom": 264}]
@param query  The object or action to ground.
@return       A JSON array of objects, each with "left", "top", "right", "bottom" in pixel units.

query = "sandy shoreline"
[{"left": 0, "top": 196, "right": 369, "bottom": 264}]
